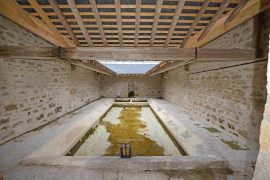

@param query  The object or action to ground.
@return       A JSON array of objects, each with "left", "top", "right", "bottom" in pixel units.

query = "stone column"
[{"left": 253, "top": 35, "right": 270, "bottom": 179}]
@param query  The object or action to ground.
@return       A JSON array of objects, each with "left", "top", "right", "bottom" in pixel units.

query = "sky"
[{"left": 98, "top": 60, "right": 162, "bottom": 74}]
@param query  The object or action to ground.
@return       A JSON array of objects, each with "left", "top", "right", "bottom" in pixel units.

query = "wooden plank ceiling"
[{"left": 16, "top": 0, "right": 240, "bottom": 48}]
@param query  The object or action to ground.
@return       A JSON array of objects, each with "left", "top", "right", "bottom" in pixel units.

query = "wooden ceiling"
[{"left": 15, "top": 0, "right": 241, "bottom": 48}]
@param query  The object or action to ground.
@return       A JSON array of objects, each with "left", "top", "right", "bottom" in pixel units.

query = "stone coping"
[
  {"left": 21, "top": 156, "right": 228, "bottom": 171},
  {"left": 148, "top": 99, "right": 220, "bottom": 157},
  {"left": 23, "top": 99, "right": 114, "bottom": 160},
  {"left": 113, "top": 102, "right": 149, "bottom": 106}
]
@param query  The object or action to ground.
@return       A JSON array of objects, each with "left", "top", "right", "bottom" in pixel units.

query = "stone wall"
[
  {"left": 0, "top": 16, "right": 100, "bottom": 144},
  {"left": 253, "top": 42, "right": 270, "bottom": 179},
  {"left": 100, "top": 75, "right": 162, "bottom": 98},
  {"left": 0, "top": 15, "right": 53, "bottom": 47},
  {"left": 162, "top": 19, "right": 267, "bottom": 148},
  {"left": 253, "top": 12, "right": 270, "bottom": 180}
]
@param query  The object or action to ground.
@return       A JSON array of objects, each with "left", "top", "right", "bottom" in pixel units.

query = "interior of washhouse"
[{"left": 1, "top": 0, "right": 270, "bottom": 179}]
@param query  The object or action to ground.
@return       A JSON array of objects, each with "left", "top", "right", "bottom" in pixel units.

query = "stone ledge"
[
  {"left": 148, "top": 99, "right": 220, "bottom": 157},
  {"left": 23, "top": 99, "right": 114, "bottom": 160},
  {"left": 21, "top": 156, "right": 228, "bottom": 171}
]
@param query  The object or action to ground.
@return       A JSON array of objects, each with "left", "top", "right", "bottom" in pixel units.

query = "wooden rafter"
[
  {"left": 28, "top": 0, "right": 69, "bottom": 47},
  {"left": 115, "top": 0, "right": 123, "bottom": 48},
  {"left": 29, "top": 12, "right": 225, "bottom": 18},
  {"left": 5, "top": 0, "right": 251, "bottom": 49},
  {"left": 19, "top": 4, "right": 236, "bottom": 11},
  {"left": 49, "top": 18, "right": 210, "bottom": 24},
  {"left": 134, "top": 0, "right": 141, "bottom": 48},
  {"left": 148, "top": 0, "right": 266, "bottom": 76},
  {"left": 149, "top": 0, "right": 163, "bottom": 46},
  {"left": 70, "top": 60, "right": 115, "bottom": 76},
  {"left": 164, "top": 0, "right": 186, "bottom": 48},
  {"left": 89, "top": 0, "right": 108, "bottom": 47},
  {"left": 67, "top": 0, "right": 94, "bottom": 47},
  {"left": 184, "top": 0, "right": 265, "bottom": 48},
  {"left": 180, "top": 0, "right": 211, "bottom": 48},
  {"left": 147, "top": 49, "right": 258, "bottom": 76},
  {"left": 224, "top": 0, "right": 249, "bottom": 25},
  {"left": 48, "top": 0, "right": 80, "bottom": 47},
  {"left": 8, "top": 0, "right": 37, "bottom": 28},
  {"left": 0, "top": 0, "right": 75, "bottom": 46},
  {"left": 17, "top": 0, "right": 241, "bottom": 3},
  {"left": 198, "top": 0, "right": 232, "bottom": 42}
]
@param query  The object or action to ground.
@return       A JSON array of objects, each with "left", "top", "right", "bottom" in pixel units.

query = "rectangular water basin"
[{"left": 68, "top": 105, "right": 186, "bottom": 156}]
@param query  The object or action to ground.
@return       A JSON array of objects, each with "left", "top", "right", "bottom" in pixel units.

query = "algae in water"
[{"left": 101, "top": 107, "right": 165, "bottom": 156}]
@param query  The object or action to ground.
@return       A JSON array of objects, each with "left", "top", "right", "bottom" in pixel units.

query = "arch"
[{"left": 128, "top": 81, "right": 135, "bottom": 97}]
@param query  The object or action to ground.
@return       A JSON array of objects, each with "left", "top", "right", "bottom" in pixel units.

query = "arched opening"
[{"left": 128, "top": 81, "right": 135, "bottom": 97}]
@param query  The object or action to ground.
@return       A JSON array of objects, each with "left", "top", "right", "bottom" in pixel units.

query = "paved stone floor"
[
  {"left": 149, "top": 99, "right": 259, "bottom": 180},
  {"left": 0, "top": 98, "right": 259, "bottom": 179}
]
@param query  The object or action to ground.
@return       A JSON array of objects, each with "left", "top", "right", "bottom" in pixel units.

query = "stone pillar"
[{"left": 253, "top": 36, "right": 270, "bottom": 179}]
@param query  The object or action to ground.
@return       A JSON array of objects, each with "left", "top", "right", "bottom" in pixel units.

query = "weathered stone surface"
[
  {"left": 162, "top": 18, "right": 267, "bottom": 149},
  {"left": 5, "top": 104, "right": 18, "bottom": 112},
  {"left": 0, "top": 15, "right": 52, "bottom": 46},
  {"left": 253, "top": 33, "right": 270, "bottom": 180},
  {"left": 100, "top": 76, "right": 162, "bottom": 98},
  {"left": 0, "top": 15, "right": 100, "bottom": 144}
]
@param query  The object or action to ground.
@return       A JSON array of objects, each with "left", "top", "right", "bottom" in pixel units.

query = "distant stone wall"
[
  {"left": 0, "top": 15, "right": 53, "bottom": 46},
  {"left": 162, "top": 19, "right": 267, "bottom": 148},
  {"left": 100, "top": 76, "right": 162, "bottom": 98},
  {"left": 0, "top": 16, "right": 100, "bottom": 144}
]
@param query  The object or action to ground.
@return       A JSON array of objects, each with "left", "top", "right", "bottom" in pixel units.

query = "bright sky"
[{"left": 98, "top": 60, "right": 162, "bottom": 74}]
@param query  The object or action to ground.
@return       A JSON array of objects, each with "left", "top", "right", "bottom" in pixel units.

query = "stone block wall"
[
  {"left": 0, "top": 15, "right": 100, "bottom": 144},
  {"left": 253, "top": 39, "right": 270, "bottom": 178},
  {"left": 0, "top": 15, "right": 53, "bottom": 46},
  {"left": 253, "top": 11, "right": 270, "bottom": 180},
  {"left": 100, "top": 75, "right": 162, "bottom": 98},
  {"left": 162, "top": 19, "right": 267, "bottom": 148}
]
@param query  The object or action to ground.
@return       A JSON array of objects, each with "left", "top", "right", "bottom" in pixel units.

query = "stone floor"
[
  {"left": 0, "top": 98, "right": 259, "bottom": 179},
  {"left": 149, "top": 99, "right": 259, "bottom": 180}
]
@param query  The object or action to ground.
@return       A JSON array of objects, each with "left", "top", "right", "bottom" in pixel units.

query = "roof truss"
[{"left": 6, "top": 0, "right": 242, "bottom": 47}]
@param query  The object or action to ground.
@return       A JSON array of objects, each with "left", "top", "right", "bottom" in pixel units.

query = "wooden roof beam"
[
  {"left": 0, "top": 0, "right": 75, "bottom": 46},
  {"left": 224, "top": 0, "right": 249, "bottom": 25},
  {"left": 89, "top": 0, "right": 108, "bottom": 47},
  {"left": 184, "top": 0, "right": 267, "bottom": 48},
  {"left": 134, "top": 0, "right": 141, "bottom": 48},
  {"left": 60, "top": 47, "right": 195, "bottom": 60},
  {"left": 147, "top": 48, "right": 257, "bottom": 76},
  {"left": 115, "top": 0, "right": 123, "bottom": 48},
  {"left": 180, "top": 0, "right": 211, "bottom": 48},
  {"left": 28, "top": 0, "right": 69, "bottom": 47},
  {"left": 149, "top": 0, "right": 163, "bottom": 46},
  {"left": 67, "top": 0, "right": 94, "bottom": 47},
  {"left": 48, "top": 0, "right": 80, "bottom": 47},
  {"left": 164, "top": 0, "right": 185, "bottom": 48},
  {"left": 1, "top": 46, "right": 258, "bottom": 63},
  {"left": 198, "top": 0, "right": 232, "bottom": 42}
]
